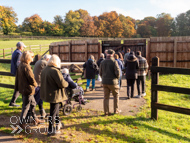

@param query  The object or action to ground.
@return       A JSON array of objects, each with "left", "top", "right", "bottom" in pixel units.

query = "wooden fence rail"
[
  {"left": 151, "top": 56, "right": 190, "bottom": 120},
  {"left": 0, "top": 44, "right": 49, "bottom": 59},
  {"left": 0, "top": 59, "right": 86, "bottom": 89}
]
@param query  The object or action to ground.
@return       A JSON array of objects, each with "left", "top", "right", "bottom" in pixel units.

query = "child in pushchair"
[{"left": 61, "top": 68, "right": 87, "bottom": 115}]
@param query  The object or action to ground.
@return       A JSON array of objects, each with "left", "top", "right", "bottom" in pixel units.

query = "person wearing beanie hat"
[
  {"left": 100, "top": 49, "right": 121, "bottom": 115},
  {"left": 83, "top": 55, "right": 99, "bottom": 91},
  {"left": 124, "top": 51, "right": 139, "bottom": 99},
  {"left": 9, "top": 41, "right": 26, "bottom": 107}
]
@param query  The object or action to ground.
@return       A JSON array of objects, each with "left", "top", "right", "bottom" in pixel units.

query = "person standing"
[
  {"left": 125, "top": 52, "right": 139, "bottom": 99},
  {"left": 40, "top": 55, "right": 68, "bottom": 136},
  {"left": 9, "top": 42, "right": 26, "bottom": 107},
  {"left": 83, "top": 55, "right": 98, "bottom": 91},
  {"left": 97, "top": 53, "right": 105, "bottom": 82},
  {"left": 124, "top": 48, "right": 131, "bottom": 63},
  {"left": 33, "top": 54, "right": 51, "bottom": 118},
  {"left": 15, "top": 51, "right": 44, "bottom": 130},
  {"left": 100, "top": 49, "right": 121, "bottom": 115},
  {"left": 136, "top": 51, "right": 149, "bottom": 98},
  {"left": 114, "top": 54, "right": 123, "bottom": 88}
]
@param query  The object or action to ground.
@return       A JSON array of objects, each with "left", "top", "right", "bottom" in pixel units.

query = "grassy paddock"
[
  {"left": 0, "top": 63, "right": 190, "bottom": 142},
  {"left": 0, "top": 39, "right": 66, "bottom": 59}
]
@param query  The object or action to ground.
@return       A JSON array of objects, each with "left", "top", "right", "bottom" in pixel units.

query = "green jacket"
[
  {"left": 100, "top": 56, "right": 120, "bottom": 85},
  {"left": 15, "top": 62, "right": 37, "bottom": 96},
  {"left": 40, "top": 66, "right": 68, "bottom": 103}
]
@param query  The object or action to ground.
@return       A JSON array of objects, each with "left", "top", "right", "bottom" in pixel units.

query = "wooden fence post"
[
  {"left": 173, "top": 39, "right": 177, "bottom": 67},
  {"left": 151, "top": 56, "right": 159, "bottom": 120},
  {"left": 85, "top": 41, "right": 88, "bottom": 61},
  {"left": 11, "top": 48, "right": 13, "bottom": 54},
  {"left": 3, "top": 49, "right": 5, "bottom": 59}
]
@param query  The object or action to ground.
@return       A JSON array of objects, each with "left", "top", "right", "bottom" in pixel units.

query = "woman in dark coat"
[
  {"left": 83, "top": 55, "right": 98, "bottom": 91},
  {"left": 41, "top": 55, "right": 68, "bottom": 136},
  {"left": 125, "top": 52, "right": 139, "bottom": 99},
  {"left": 15, "top": 51, "right": 44, "bottom": 130}
]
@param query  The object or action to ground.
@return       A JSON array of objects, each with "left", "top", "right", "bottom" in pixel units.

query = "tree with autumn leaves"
[
  {"left": 2, "top": 6, "right": 190, "bottom": 38},
  {"left": 0, "top": 6, "right": 18, "bottom": 35}
]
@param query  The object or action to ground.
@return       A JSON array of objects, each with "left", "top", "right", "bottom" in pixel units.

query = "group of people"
[
  {"left": 83, "top": 48, "right": 148, "bottom": 116},
  {"left": 9, "top": 42, "right": 69, "bottom": 136},
  {"left": 9, "top": 41, "right": 148, "bottom": 135}
]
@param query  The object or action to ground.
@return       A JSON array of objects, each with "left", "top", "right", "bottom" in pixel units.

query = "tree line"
[{"left": 1, "top": 5, "right": 190, "bottom": 38}]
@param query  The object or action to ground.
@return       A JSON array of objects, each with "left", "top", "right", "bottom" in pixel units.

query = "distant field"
[
  {"left": 0, "top": 39, "right": 65, "bottom": 49},
  {"left": 0, "top": 39, "right": 68, "bottom": 59}
]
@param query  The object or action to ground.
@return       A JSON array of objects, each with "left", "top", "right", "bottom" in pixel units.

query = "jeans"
[
  {"left": 86, "top": 79, "right": 95, "bottom": 88},
  {"left": 48, "top": 103, "right": 60, "bottom": 132},
  {"left": 20, "top": 95, "right": 37, "bottom": 124},
  {"left": 127, "top": 79, "right": 135, "bottom": 98},
  {"left": 137, "top": 76, "right": 146, "bottom": 95}
]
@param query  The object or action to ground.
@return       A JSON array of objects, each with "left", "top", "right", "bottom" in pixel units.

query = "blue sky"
[{"left": 1, "top": 0, "right": 190, "bottom": 25}]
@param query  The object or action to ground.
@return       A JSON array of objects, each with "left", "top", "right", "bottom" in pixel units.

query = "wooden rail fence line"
[
  {"left": 0, "top": 59, "right": 86, "bottom": 89},
  {"left": 151, "top": 56, "right": 190, "bottom": 120},
  {"left": 0, "top": 44, "right": 49, "bottom": 59}
]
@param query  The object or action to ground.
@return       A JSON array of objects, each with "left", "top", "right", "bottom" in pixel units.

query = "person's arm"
[
  {"left": 54, "top": 70, "right": 69, "bottom": 88},
  {"left": 99, "top": 64, "right": 102, "bottom": 77},
  {"left": 25, "top": 66, "right": 38, "bottom": 87},
  {"left": 67, "top": 75, "right": 77, "bottom": 89},
  {"left": 16, "top": 54, "right": 22, "bottom": 67},
  {"left": 114, "top": 61, "right": 120, "bottom": 79}
]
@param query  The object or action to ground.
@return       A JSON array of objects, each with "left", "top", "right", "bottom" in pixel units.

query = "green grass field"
[
  {"left": 0, "top": 39, "right": 66, "bottom": 59},
  {"left": 0, "top": 61, "right": 190, "bottom": 142}
]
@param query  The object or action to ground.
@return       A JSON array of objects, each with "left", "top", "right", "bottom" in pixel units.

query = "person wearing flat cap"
[
  {"left": 100, "top": 49, "right": 121, "bottom": 116},
  {"left": 124, "top": 51, "right": 139, "bottom": 99},
  {"left": 9, "top": 42, "right": 26, "bottom": 107}
]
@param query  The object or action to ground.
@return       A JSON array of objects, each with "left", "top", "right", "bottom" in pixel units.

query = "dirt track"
[{"left": 82, "top": 78, "right": 146, "bottom": 116}]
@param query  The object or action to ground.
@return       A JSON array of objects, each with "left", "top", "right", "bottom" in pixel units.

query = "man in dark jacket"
[
  {"left": 125, "top": 51, "right": 139, "bottom": 99},
  {"left": 33, "top": 54, "right": 51, "bottom": 118},
  {"left": 9, "top": 42, "right": 26, "bottom": 107},
  {"left": 97, "top": 53, "right": 105, "bottom": 82},
  {"left": 40, "top": 55, "right": 68, "bottom": 136},
  {"left": 83, "top": 55, "right": 98, "bottom": 91},
  {"left": 100, "top": 49, "right": 121, "bottom": 116}
]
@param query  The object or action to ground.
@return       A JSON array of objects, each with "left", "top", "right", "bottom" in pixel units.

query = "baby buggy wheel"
[
  {"left": 76, "top": 105, "right": 82, "bottom": 112},
  {"left": 63, "top": 104, "right": 72, "bottom": 116}
]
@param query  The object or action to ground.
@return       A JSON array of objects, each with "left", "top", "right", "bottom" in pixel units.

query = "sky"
[{"left": 1, "top": 0, "right": 190, "bottom": 25}]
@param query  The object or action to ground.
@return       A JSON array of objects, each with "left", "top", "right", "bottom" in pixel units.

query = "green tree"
[
  {"left": 98, "top": 11, "right": 123, "bottom": 37},
  {"left": 64, "top": 10, "right": 84, "bottom": 36},
  {"left": 22, "top": 14, "right": 45, "bottom": 35},
  {"left": 76, "top": 9, "right": 97, "bottom": 37},
  {"left": 0, "top": 6, "right": 18, "bottom": 35},
  {"left": 156, "top": 13, "right": 173, "bottom": 36},
  {"left": 137, "top": 16, "right": 157, "bottom": 37},
  {"left": 119, "top": 14, "right": 136, "bottom": 37}
]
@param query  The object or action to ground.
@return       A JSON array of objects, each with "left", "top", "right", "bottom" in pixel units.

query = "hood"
[
  {"left": 127, "top": 53, "right": 137, "bottom": 62},
  {"left": 62, "top": 73, "right": 69, "bottom": 79}
]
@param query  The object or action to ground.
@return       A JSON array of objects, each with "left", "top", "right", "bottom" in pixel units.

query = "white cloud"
[
  {"left": 149, "top": 0, "right": 190, "bottom": 16},
  {"left": 107, "top": 7, "right": 147, "bottom": 20}
]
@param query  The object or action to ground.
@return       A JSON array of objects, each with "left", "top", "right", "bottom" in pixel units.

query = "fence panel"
[
  {"left": 50, "top": 40, "right": 101, "bottom": 62},
  {"left": 149, "top": 37, "right": 190, "bottom": 68}
]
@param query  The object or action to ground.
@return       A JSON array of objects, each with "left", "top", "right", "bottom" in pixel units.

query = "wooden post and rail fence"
[
  {"left": 151, "top": 56, "right": 190, "bottom": 120},
  {"left": 0, "top": 44, "right": 49, "bottom": 59},
  {"left": 0, "top": 59, "right": 86, "bottom": 89}
]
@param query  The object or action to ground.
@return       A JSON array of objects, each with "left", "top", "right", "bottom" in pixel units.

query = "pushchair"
[{"left": 61, "top": 86, "right": 87, "bottom": 116}]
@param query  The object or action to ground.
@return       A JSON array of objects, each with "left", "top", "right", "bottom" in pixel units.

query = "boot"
[
  {"left": 39, "top": 109, "right": 47, "bottom": 119},
  {"left": 91, "top": 86, "right": 95, "bottom": 91},
  {"left": 85, "top": 87, "right": 89, "bottom": 92},
  {"left": 33, "top": 118, "right": 45, "bottom": 126}
]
